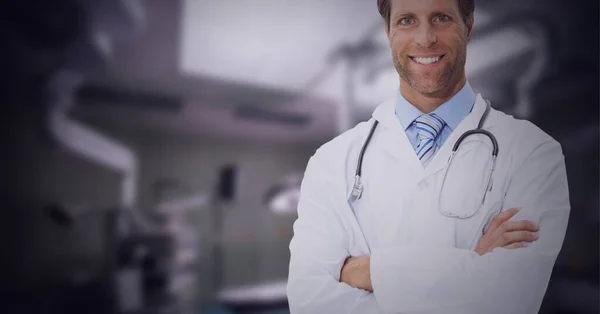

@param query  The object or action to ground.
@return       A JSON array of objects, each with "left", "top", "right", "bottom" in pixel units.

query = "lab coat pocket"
[{"left": 437, "top": 142, "right": 492, "bottom": 219}]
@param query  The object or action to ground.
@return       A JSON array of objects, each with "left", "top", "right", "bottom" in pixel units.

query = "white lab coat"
[{"left": 287, "top": 94, "right": 570, "bottom": 314}]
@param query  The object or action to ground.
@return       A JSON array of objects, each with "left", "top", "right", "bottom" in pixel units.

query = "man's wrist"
[{"left": 340, "top": 255, "right": 373, "bottom": 291}]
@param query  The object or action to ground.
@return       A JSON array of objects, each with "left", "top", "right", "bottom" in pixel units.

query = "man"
[{"left": 287, "top": 0, "right": 570, "bottom": 313}]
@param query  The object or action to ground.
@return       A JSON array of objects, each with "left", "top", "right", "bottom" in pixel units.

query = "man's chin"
[{"left": 407, "top": 80, "right": 446, "bottom": 96}]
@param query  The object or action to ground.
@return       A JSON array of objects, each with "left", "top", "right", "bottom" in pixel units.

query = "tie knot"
[{"left": 415, "top": 113, "right": 445, "bottom": 140}]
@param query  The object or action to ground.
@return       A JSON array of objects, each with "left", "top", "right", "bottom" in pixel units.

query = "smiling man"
[
  {"left": 386, "top": 0, "right": 472, "bottom": 112},
  {"left": 287, "top": 0, "right": 570, "bottom": 313}
]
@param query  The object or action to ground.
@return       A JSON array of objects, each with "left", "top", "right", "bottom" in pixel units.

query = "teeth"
[{"left": 413, "top": 56, "right": 441, "bottom": 64}]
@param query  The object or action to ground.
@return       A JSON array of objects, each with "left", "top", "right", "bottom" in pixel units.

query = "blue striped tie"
[{"left": 415, "top": 113, "right": 445, "bottom": 166}]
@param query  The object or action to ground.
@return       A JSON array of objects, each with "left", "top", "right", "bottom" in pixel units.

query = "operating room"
[{"left": 3, "top": 0, "right": 598, "bottom": 314}]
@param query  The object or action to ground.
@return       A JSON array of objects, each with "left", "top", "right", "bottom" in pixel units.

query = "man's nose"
[{"left": 414, "top": 24, "right": 437, "bottom": 47}]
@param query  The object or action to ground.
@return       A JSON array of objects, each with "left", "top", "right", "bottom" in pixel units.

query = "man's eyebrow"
[
  {"left": 429, "top": 10, "right": 452, "bottom": 17},
  {"left": 391, "top": 10, "right": 453, "bottom": 21},
  {"left": 391, "top": 11, "right": 415, "bottom": 22}
]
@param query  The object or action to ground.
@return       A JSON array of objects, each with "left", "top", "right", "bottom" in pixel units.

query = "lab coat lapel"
[
  {"left": 372, "top": 99, "right": 426, "bottom": 182},
  {"left": 423, "top": 94, "right": 496, "bottom": 178}
]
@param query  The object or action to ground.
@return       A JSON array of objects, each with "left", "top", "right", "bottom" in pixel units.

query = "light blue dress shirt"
[{"left": 394, "top": 82, "right": 476, "bottom": 151}]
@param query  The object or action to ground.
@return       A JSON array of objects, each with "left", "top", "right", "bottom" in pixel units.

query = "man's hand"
[
  {"left": 339, "top": 255, "right": 373, "bottom": 292},
  {"left": 475, "top": 208, "right": 540, "bottom": 255}
]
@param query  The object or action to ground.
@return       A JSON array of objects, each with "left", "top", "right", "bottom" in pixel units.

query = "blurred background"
[{"left": 1, "top": 0, "right": 598, "bottom": 313}]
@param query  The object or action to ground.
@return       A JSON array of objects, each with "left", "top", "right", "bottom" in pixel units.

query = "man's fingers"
[
  {"left": 496, "top": 230, "right": 539, "bottom": 247},
  {"left": 477, "top": 208, "right": 541, "bottom": 255},
  {"left": 501, "top": 220, "right": 540, "bottom": 233},
  {"left": 489, "top": 219, "right": 539, "bottom": 244},
  {"left": 488, "top": 208, "right": 521, "bottom": 233},
  {"left": 504, "top": 242, "right": 528, "bottom": 249}
]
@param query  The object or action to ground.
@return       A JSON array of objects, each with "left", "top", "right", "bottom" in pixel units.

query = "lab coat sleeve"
[
  {"left": 370, "top": 139, "right": 570, "bottom": 314},
  {"left": 287, "top": 156, "right": 383, "bottom": 314}
]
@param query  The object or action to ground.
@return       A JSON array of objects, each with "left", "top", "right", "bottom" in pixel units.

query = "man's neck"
[{"left": 400, "top": 76, "right": 467, "bottom": 114}]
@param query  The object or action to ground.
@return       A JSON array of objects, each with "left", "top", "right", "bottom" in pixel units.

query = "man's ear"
[
  {"left": 465, "top": 15, "right": 474, "bottom": 42},
  {"left": 384, "top": 19, "right": 391, "bottom": 46}
]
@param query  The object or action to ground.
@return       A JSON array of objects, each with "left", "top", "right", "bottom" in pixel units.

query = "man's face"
[{"left": 385, "top": 0, "right": 473, "bottom": 96}]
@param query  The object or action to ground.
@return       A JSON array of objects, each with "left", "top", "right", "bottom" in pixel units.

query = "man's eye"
[
  {"left": 399, "top": 17, "right": 414, "bottom": 25},
  {"left": 434, "top": 15, "right": 451, "bottom": 23}
]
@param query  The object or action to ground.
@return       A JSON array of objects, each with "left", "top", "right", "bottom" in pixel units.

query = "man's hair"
[{"left": 377, "top": 0, "right": 475, "bottom": 30}]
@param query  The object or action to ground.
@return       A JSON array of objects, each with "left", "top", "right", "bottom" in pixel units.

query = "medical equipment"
[{"left": 349, "top": 101, "right": 499, "bottom": 218}]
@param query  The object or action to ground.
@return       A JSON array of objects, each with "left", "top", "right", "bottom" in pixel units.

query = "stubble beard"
[{"left": 393, "top": 43, "right": 467, "bottom": 98}]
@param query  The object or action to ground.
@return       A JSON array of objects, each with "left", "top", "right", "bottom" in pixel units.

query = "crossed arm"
[
  {"left": 287, "top": 140, "right": 570, "bottom": 314},
  {"left": 340, "top": 207, "right": 540, "bottom": 292}
]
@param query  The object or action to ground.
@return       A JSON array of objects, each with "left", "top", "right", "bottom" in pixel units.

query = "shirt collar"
[{"left": 394, "top": 81, "right": 476, "bottom": 131}]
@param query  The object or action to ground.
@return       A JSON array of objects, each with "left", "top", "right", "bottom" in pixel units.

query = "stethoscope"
[{"left": 348, "top": 101, "right": 499, "bottom": 219}]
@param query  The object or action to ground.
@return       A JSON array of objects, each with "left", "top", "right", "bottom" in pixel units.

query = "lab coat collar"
[
  {"left": 372, "top": 93, "right": 497, "bottom": 180},
  {"left": 372, "top": 97, "right": 397, "bottom": 129},
  {"left": 371, "top": 97, "right": 426, "bottom": 179}
]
